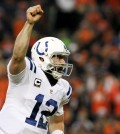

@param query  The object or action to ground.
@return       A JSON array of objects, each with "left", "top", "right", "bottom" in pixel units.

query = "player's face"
[
  {"left": 51, "top": 55, "right": 66, "bottom": 74},
  {"left": 52, "top": 55, "right": 65, "bottom": 65}
]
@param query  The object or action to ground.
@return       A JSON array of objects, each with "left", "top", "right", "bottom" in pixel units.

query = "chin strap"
[
  {"left": 52, "top": 71, "right": 62, "bottom": 79},
  {"left": 44, "top": 70, "right": 62, "bottom": 80}
]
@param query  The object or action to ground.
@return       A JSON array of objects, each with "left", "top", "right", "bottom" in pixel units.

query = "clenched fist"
[{"left": 26, "top": 5, "right": 43, "bottom": 24}]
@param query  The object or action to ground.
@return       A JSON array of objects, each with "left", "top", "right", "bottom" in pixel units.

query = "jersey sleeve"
[
  {"left": 54, "top": 104, "right": 64, "bottom": 116},
  {"left": 7, "top": 60, "right": 26, "bottom": 84},
  {"left": 54, "top": 81, "right": 72, "bottom": 116},
  {"left": 62, "top": 85, "right": 72, "bottom": 105},
  {"left": 7, "top": 57, "right": 34, "bottom": 84}
]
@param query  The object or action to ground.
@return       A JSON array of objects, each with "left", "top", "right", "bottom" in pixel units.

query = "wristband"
[{"left": 52, "top": 130, "right": 64, "bottom": 134}]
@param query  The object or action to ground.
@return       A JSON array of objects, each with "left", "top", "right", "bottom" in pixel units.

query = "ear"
[{"left": 39, "top": 57, "right": 44, "bottom": 62}]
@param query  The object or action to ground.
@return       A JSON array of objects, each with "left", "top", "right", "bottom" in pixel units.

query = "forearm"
[
  {"left": 49, "top": 121, "right": 64, "bottom": 133},
  {"left": 9, "top": 5, "right": 43, "bottom": 75},
  {"left": 13, "top": 21, "right": 34, "bottom": 61},
  {"left": 49, "top": 115, "right": 64, "bottom": 134}
]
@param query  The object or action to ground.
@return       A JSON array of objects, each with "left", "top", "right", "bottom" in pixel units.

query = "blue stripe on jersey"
[
  {"left": 27, "top": 57, "right": 36, "bottom": 73},
  {"left": 67, "top": 86, "right": 72, "bottom": 98},
  {"left": 33, "top": 62, "right": 36, "bottom": 73},
  {"left": 27, "top": 57, "right": 33, "bottom": 70}
]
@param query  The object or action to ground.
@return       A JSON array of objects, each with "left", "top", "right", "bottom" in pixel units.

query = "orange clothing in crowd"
[
  {"left": 107, "top": 0, "right": 120, "bottom": 12},
  {"left": 115, "top": 120, "right": 120, "bottom": 133},
  {"left": 109, "top": 81, "right": 120, "bottom": 116},
  {"left": 91, "top": 84, "right": 110, "bottom": 116},
  {"left": 103, "top": 122, "right": 115, "bottom": 134},
  {"left": 13, "top": 19, "right": 25, "bottom": 38},
  {"left": 0, "top": 78, "right": 8, "bottom": 110}
]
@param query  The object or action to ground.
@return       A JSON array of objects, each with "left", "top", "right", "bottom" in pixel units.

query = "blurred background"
[{"left": 0, "top": 0, "right": 120, "bottom": 134}]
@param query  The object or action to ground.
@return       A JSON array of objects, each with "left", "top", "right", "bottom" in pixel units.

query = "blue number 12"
[{"left": 25, "top": 94, "right": 58, "bottom": 129}]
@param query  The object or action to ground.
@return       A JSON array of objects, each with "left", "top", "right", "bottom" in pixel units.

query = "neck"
[{"left": 44, "top": 71, "right": 58, "bottom": 86}]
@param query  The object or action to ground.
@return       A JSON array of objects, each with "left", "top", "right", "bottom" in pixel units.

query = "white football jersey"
[{"left": 0, "top": 57, "right": 72, "bottom": 134}]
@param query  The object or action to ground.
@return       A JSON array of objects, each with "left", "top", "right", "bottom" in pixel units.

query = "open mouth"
[{"left": 57, "top": 67, "right": 64, "bottom": 73}]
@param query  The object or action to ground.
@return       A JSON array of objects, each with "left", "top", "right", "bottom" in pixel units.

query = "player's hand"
[{"left": 26, "top": 5, "right": 43, "bottom": 24}]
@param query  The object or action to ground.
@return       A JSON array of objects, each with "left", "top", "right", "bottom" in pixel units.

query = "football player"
[{"left": 0, "top": 5, "right": 73, "bottom": 134}]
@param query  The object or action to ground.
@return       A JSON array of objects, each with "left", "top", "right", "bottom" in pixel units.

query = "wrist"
[
  {"left": 26, "top": 20, "right": 35, "bottom": 26},
  {"left": 52, "top": 130, "right": 64, "bottom": 134}
]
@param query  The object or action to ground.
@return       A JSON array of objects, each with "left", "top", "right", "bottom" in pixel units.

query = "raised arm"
[{"left": 9, "top": 5, "right": 43, "bottom": 75}]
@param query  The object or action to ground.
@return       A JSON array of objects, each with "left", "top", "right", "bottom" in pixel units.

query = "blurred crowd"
[{"left": 0, "top": 0, "right": 120, "bottom": 134}]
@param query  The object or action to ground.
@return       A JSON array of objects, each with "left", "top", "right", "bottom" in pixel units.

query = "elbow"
[
  {"left": 12, "top": 45, "right": 26, "bottom": 62},
  {"left": 12, "top": 54, "right": 24, "bottom": 63}
]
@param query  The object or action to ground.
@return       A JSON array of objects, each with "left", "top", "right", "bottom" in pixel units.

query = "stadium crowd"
[{"left": 0, "top": 0, "right": 120, "bottom": 133}]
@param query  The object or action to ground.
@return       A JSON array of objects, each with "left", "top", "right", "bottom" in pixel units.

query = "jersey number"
[{"left": 25, "top": 94, "right": 58, "bottom": 130}]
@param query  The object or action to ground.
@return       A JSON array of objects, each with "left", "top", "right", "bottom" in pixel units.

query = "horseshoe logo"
[{"left": 36, "top": 41, "right": 48, "bottom": 55}]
